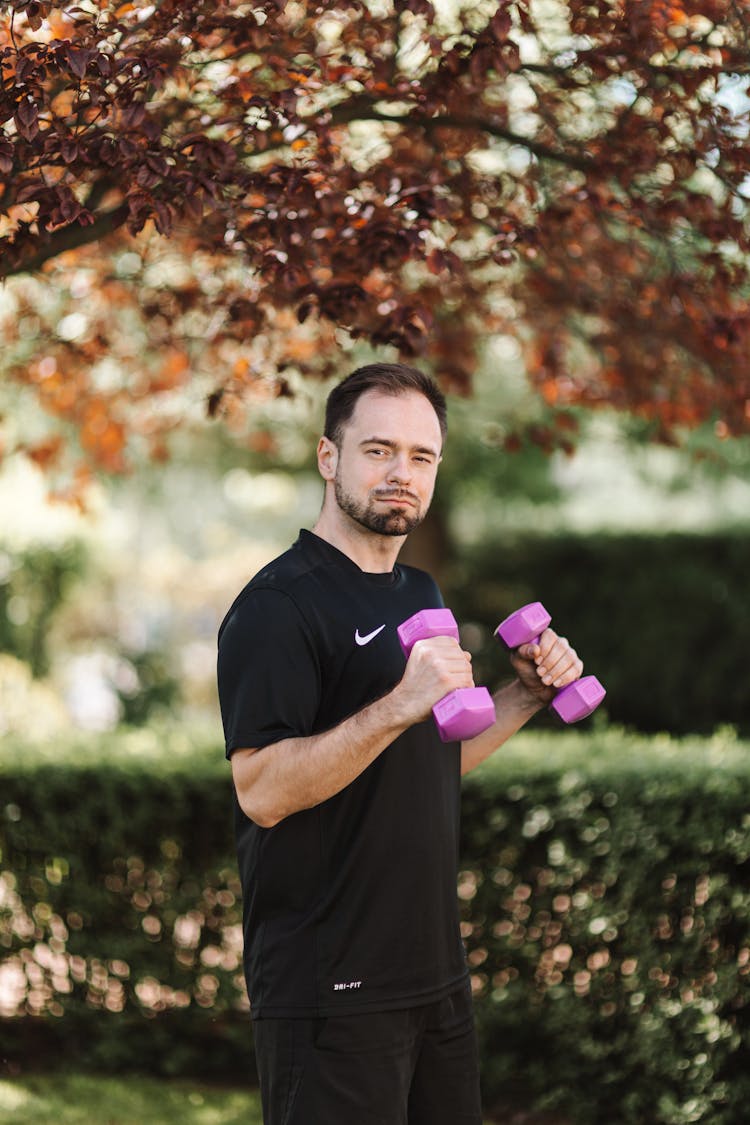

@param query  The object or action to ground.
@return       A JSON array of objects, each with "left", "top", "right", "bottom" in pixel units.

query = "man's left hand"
[{"left": 509, "top": 628, "right": 584, "bottom": 706}]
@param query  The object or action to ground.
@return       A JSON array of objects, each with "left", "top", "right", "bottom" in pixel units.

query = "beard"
[{"left": 333, "top": 476, "right": 425, "bottom": 537}]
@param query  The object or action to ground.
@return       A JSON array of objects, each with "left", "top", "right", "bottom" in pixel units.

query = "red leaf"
[
  {"left": 15, "top": 98, "right": 39, "bottom": 142},
  {"left": 0, "top": 140, "right": 13, "bottom": 175},
  {"left": 153, "top": 199, "right": 173, "bottom": 235},
  {"left": 67, "top": 48, "right": 89, "bottom": 80},
  {"left": 15, "top": 179, "right": 45, "bottom": 204},
  {"left": 121, "top": 103, "right": 146, "bottom": 130},
  {"left": 59, "top": 195, "right": 81, "bottom": 222},
  {"left": 61, "top": 138, "right": 79, "bottom": 164},
  {"left": 490, "top": 8, "right": 512, "bottom": 39}
]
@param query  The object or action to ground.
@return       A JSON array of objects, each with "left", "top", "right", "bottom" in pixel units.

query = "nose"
[{"left": 386, "top": 452, "right": 412, "bottom": 485}]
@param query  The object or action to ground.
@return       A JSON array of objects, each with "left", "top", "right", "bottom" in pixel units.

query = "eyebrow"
[{"left": 359, "top": 437, "right": 441, "bottom": 458}]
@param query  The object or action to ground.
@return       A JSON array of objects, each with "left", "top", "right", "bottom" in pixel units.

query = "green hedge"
[
  {"left": 1, "top": 726, "right": 749, "bottom": 1124},
  {"left": 460, "top": 728, "right": 750, "bottom": 1124},
  {"left": 0, "top": 728, "right": 251, "bottom": 1079},
  {"left": 445, "top": 531, "right": 750, "bottom": 737}
]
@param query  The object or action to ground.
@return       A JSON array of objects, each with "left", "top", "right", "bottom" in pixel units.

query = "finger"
[
  {"left": 542, "top": 662, "right": 580, "bottom": 689},
  {"left": 533, "top": 630, "right": 562, "bottom": 678},
  {"left": 429, "top": 646, "right": 475, "bottom": 682},
  {"left": 411, "top": 636, "right": 467, "bottom": 667},
  {"left": 412, "top": 635, "right": 462, "bottom": 652},
  {"left": 536, "top": 635, "right": 568, "bottom": 673},
  {"left": 534, "top": 627, "right": 559, "bottom": 660},
  {"left": 437, "top": 663, "right": 475, "bottom": 691},
  {"left": 541, "top": 645, "right": 583, "bottom": 688}
]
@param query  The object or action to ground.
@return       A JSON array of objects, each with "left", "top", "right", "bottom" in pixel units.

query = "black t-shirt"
[{"left": 217, "top": 530, "right": 468, "bottom": 1018}]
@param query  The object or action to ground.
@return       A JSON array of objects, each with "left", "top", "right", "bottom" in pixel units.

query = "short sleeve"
[{"left": 217, "top": 588, "right": 322, "bottom": 758}]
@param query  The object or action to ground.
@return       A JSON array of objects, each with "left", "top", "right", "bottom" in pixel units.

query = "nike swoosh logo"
[{"left": 355, "top": 625, "right": 386, "bottom": 646}]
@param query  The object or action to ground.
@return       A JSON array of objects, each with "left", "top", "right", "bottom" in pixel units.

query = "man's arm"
[
  {"left": 460, "top": 628, "right": 583, "bottom": 775},
  {"left": 232, "top": 634, "right": 474, "bottom": 827}
]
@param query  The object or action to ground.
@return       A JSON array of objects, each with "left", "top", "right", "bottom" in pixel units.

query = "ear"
[{"left": 316, "top": 436, "right": 338, "bottom": 482}]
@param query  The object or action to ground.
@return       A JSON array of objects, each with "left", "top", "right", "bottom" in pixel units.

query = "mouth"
[{"left": 374, "top": 493, "right": 417, "bottom": 508}]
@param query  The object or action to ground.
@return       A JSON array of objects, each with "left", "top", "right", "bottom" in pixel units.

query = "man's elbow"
[
  {"left": 234, "top": 786, "right": 285, "bottom": 829},
  {"left": 247, "top": 804, "right": 284, "bottom": 830},
  {"left": 231, "top": 748, "right": 285, "bottom": 828}
]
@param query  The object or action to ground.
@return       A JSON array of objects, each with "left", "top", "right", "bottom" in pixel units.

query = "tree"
[{"left": 1, "top": 0, "right": 748, "bottom": 496}]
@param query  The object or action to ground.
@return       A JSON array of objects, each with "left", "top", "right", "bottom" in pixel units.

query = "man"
[{"left": 217, "top": 363, "right": 584, "bottom": 1125}]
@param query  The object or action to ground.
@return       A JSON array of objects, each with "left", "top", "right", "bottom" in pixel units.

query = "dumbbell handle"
[
  {"left": 397, "top": 609, "right": 496, "bottom": 742},
  {"left": 495, "top": 602, "right": 605, "bottom": 723}
]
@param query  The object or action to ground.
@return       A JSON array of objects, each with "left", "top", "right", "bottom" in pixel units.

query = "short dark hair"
[{"left": 324, "top": 363, "right": 447, "bottom": 447}]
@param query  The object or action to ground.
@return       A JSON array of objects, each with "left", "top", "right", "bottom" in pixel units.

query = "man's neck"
[{"left": 311, "top": 511, "right": 405, "bottom": 574}]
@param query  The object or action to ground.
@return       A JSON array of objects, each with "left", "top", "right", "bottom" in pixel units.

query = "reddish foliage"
[{"left": 0, "top": 0, "right": 748, "bottom": 488}]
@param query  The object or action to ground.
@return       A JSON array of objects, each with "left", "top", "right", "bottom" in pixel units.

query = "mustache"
[{"left": 372, "top": 489, "right": 420, "bottom": 504}]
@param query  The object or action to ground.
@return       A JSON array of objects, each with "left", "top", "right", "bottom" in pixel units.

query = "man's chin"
[
  {"left": 370, "top": 511, "right": 422, "bottom": 536},
  {"left": 334, "top": 483, "right": 423, "bottom": 536}
]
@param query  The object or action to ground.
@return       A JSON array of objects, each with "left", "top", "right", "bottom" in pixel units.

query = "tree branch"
[
  {"left": 327, "top": 101, "right": 594, "bottom": 172},
  {"left": 2, "top": 203, "right": 130, "bottom": 280}
]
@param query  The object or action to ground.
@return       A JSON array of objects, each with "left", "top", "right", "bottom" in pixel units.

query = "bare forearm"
[
  {"left": 233, "top": 630, "right": 484, "bottom": 825},
  {"left": 460, "top": 678, "right": 544, "bottom": 775},
  {"left": 232, "top": 691, "right": 412, "bottom": 828}
]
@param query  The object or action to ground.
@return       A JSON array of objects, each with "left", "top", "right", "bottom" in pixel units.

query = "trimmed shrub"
[
  {"left": 1, "top": 726, "right": 749, "bottom": 1124},
  {"left": 461, "top": 729, "right": 750, "bottom": 1125},
  {"left": 446, "top": 531, "right": 750, "bottom": 736},
  {"left": 0, "top": 727, "right": 251, "bottom": 1079}
]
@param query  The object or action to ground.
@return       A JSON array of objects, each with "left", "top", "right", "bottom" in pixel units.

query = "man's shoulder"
[
  {"left": 247, "top": 538, "right": 312, "bottom": 591},
  {"left": 217, "top": 532, "right": 342, "bottom": 643},
  {"left": 217, "top": 539, "right": 308, "bottom": 641}
]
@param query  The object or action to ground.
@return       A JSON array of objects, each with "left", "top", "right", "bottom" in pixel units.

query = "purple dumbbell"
[
  {"left": 495, "top": 602, "right": 605, "bottom": 723},
  {"left": 398, "top": 608, "right": 496, "bottom": 742}
]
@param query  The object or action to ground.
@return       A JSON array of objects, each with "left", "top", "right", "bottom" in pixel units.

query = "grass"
[
  {"left": 0, "top": 1072, "right": 264, "bottom": 1125},
  {"left": 0, "top": 1072, "right": 505, "bottom": 1124}
]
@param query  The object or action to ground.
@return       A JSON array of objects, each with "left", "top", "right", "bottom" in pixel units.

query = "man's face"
[{"left": 329, "top": 390, "right": 443, "bottom": 537}]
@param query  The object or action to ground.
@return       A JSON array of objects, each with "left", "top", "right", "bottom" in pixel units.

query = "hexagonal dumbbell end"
[
  {"left": 398, "top": 608, "right": 496, "bottom": 742},
  {"left": 398, "top": 608, "right": 459, "bottom": 656},
  {"left": 432, "top": 686, "right": 497, "bottom": 742},
  {"left": 494, "top": 602, "right": 551, "bottom": 650},
  {"left": 550, "top": 677, "right": 606, "bottom": 723},
  {"left": 495, "top": 601, "right": 605, "bottom": 724}
]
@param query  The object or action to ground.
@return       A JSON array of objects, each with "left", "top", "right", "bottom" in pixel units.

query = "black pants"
[{"left": 253, "top": 983, "right": 483, "bottom": 1125}]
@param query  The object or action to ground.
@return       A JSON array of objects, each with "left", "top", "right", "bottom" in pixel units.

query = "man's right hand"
[{"left": 392, "top": 636, "right": 475, "bottom": 726}]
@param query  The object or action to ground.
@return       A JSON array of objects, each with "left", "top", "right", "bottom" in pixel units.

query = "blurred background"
[
  {"left": 4, "top": 349, "right": 750, "bottom": 1123},
  {"left": 1, "top": 352, "right": 748, "bottom": 746},
  {"left": 2, "top": 0, "right": 749, "bottom": 1120}
]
